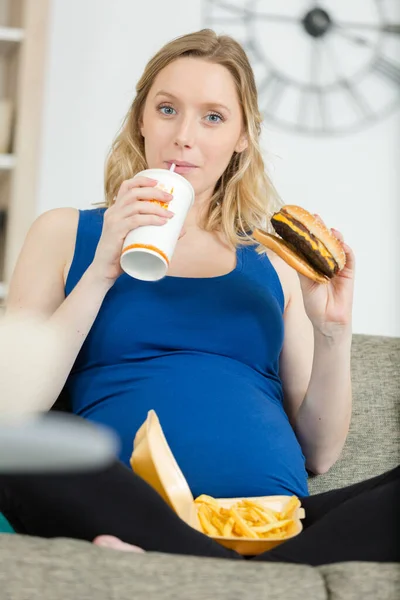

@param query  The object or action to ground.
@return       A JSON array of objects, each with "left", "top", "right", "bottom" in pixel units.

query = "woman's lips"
[{"left": 165, "top": 161, "right": 198, "bottom": 174}]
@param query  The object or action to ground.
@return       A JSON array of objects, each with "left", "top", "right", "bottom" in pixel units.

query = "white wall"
[{"left": 36, "top": 0, "right": 400, "bottom": 337}]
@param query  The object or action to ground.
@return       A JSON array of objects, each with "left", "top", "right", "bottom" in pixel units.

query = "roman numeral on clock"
[
  {"left": 373, "top": 57, "right": 400, "bottom": 87},
  {"left": 340, "top": 79, "right": 372, "bottom": 118},
  {"left": 203, "top": 0, "right": 251, "bottom": 25},
  {"left": 258, "top": 72, "right": 288, "bottom": 113},
  {"left": 297, "top": 89, "right": 329, "bottom": 132}
]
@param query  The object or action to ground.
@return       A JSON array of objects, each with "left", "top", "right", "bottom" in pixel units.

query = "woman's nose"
[{"left": 173, "top": 119, "right": 196, "bottom": 149}]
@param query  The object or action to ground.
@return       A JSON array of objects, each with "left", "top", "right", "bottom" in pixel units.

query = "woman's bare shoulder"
[
  {"left": 35, "top": 207, "right": 79, "bottom": 229},
  {"left": 6, "top": 208, "right": 80, "bottom": 317},
  {"left": 35, "top": 207, "right": 79, "bottom": 271},
  {"left": 26, "top": 207, "right": 79, "bottom": 239}
]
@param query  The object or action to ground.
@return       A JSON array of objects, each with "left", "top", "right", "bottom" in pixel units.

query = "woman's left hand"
[{"left": 297, "top": 216, "right": 355, "bottom": 336}]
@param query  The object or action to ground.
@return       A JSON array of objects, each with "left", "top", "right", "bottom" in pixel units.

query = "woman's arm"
[
  {"left": 279, "top": 228, "right": 355, "bottom": 475},
  {"left": 4, "top": 208, "right": 114, "bottom": 413},
  {"left": 280, "top": 274, "right": 352, "bottom": 475},
  {"left": 3, "top": 176, "right": 175, "bottom": 415},
  {"left": 295, "top": 327, "right": 352, "bottom": 474}
]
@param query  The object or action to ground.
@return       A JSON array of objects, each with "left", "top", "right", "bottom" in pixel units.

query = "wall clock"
[{"left": 203, "top": 1, "right": 400, "bottom": 136}]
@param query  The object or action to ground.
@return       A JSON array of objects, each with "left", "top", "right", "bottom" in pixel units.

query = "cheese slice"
[{"left": 272, "top": 213, "right": 336, "bottom": 270}]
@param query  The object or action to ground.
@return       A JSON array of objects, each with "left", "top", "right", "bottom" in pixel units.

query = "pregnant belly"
[{"left": 69, "top": 355, "right": 309, "bottom": 498}]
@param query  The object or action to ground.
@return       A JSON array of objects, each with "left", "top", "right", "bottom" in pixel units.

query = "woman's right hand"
[{"left": 90, "top": 176, "right": 174, "bottom": 285}]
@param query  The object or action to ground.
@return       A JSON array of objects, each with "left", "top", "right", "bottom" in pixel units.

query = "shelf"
[
  {"left": 1, "top": 1, "right": 50, "bottom": 284},
  {"left": 0, "top": 281, "right": 7, "bottom": 300},
  {"left": 0, "top": 154, "right": 16, "bottom": 169},
  {"left": 0, "top": 26, "right": 24, "bottom": 55}
]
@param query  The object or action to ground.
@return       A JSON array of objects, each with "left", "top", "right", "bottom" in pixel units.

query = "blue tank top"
[{"left": 65, "top": 208, "right": 309, "bottom": 498}]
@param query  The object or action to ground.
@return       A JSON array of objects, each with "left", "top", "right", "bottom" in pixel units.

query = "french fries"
[{"left": 194, "top": 494, "right": 301, "bottom": 540}]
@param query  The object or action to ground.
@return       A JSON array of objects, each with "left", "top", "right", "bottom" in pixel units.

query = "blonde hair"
[{"left": 104, "top": 29, "right": 282, "bottom": 246}]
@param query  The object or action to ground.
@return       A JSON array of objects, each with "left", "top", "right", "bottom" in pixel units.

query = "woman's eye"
[
  {"left": 159, "top": 106, "right": 176, "bottom": 116},
  {"left": 158, "top": 105, "right": 223, "bottom": 123},
  {"left": 206, "top": 113, "right": 223, "bottom": 124}
]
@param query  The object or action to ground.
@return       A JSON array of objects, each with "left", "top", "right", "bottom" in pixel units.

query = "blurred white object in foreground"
[
  {"left": 0, "top": 314, "right": 119, "bottom": 471},
  {"left": 0, "top": 313, "right": 67, "bottom": 416},
  {"left": 0, "top": 412, "right": 119, "bottom": 472}
]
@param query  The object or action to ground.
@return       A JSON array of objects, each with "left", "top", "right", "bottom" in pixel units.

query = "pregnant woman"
[{"left": 1, "top": 29, "right": 398, "bottom": 565}]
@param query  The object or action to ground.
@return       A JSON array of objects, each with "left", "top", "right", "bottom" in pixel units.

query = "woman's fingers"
[
  {"left": 330, "top": 228, "right": 355, "bottom": 274},
  {"left": 117, "top": 176, "right": 158, "bottom": 199},
  {"left": 313, "top": 213, "right": 325, "bottom": 225},
  {"left": 340, "top": 241, "right": 356, "bottom": 275},
  {"left": 122, "top": 200, "right": 174, "bottom": 219},
  {"left": 331, "top": 227, "right": 344, "bottom": 242},
  {"left": 127, "top": 214, "right": 169, "bottom": 229},
  {"left": 119, "top": 187, "right": 173, "bottom": 207}
]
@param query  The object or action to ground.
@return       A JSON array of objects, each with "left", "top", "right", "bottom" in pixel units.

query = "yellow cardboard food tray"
[{"left": 130, "top": 410, "right": 305, "bottom": 556}]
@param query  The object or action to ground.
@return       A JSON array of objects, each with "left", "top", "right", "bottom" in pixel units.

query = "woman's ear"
[{"left": 235, "top": 134, "right": 248, "bottom": 154}]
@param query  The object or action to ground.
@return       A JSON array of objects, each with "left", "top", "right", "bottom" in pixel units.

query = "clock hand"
[
  {"left": 298, "top": 39, "right": 326, "bottom": 132},
  {"left": 335, "top": 22, "right": 400, "bottom": 35},
  {"left": 311, "top": 40, "right": 327, "bottom": 131},
  {"left": 384, "top": 24, "right": 400, "bottom": 34},
  {"left": 211, "top": 2, "right": 300, "bottom": 24},
  {"left": 240, "top": 12, "right": 299, "bottom": 24},
  {"left": 331, "top": 25, "right": 375, "bottom": 48},
  {"left": 323, "top": 40, "right": 372, "bottom": 118}
]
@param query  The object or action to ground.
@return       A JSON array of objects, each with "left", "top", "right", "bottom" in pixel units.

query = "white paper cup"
[{"left": 120, "top": 168, "right": 195, "bottom": 281}]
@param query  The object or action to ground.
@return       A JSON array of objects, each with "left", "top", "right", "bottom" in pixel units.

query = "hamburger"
[{"left": 253, "top": 205, "right": 346, "bottom": 284}]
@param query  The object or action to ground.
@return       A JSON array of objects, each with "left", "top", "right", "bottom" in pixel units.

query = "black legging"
[{"left": 1, "top": 460, "right": 398, "bottom": 565}]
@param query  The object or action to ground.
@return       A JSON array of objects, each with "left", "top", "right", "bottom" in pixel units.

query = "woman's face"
[{"left": 140, "top": 57, "right": 247, "bottom": 201}]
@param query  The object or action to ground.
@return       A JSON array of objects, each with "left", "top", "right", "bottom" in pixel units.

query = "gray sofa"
[{"left": 0, "top": 334, "right": 399, "bottom": 599}]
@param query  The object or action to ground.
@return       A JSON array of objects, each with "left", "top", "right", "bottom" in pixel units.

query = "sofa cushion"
[
  {"left": 319, "top": 562, "right": 400, "bottom": 600},
  {"left": 308, "top": 334, "right": 400, "bottom": 495},
  {"left": 0, "top": 535, "right": 327, "bottom": 600}
]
